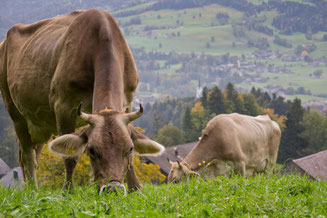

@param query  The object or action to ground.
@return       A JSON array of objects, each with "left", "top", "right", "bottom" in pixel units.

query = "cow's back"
[
  {"left": 4, "top": 12, "right": 78, "bottom": 114},
  {"left": 0, "top": 9, "right": 138, "bottom": 143}
]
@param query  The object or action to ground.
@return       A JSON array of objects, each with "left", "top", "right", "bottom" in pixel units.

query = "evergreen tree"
[
  {"left": 207, "top": 86, "right": 225, "bottom": 115},
  {"left": 270, "top": 95, "right": 290, "bottom": 115},
  {"left": 181, "top": 107, "right": 194, "bottom": 142},
  {"left": 201, "top": 87, "right": 208, "bottom": 109},
  {"left": 278, "top": 98, "right": 306, "bottom": 163},
  {"left": 226, "top": 83, "right": 238, "bottom": 100},
  {"left": 225, "top": 83, "right": 244, "bottom": 113},
  {"left": 243, "top": 93, "right": 260, "bottom": 116},
  {"left": 152, "top": 112, "right": 162, "bottom": 137},
  {"left": 251, "top": 87, "right": 271, "bottom": 108}
]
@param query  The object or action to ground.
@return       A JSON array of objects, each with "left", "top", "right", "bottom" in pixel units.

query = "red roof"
[{"left": 292, "top": 150, "right": 327, "bottom": 181}]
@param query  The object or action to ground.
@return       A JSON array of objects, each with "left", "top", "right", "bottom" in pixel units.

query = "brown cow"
[
  {"left": 0, "top": 9, "right": 164, "bottom": 194},
  {"left": 168, "top": 113, "right": 281, "bottom": 183}
]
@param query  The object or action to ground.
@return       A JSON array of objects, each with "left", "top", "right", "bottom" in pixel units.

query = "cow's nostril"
[{"left": 99, "top": 182, "right": 126, "bottom": 196}]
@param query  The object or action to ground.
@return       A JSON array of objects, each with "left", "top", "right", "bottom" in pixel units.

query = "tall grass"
[{"left": 1, "top": 173, "right": 326, "bottom": 217}]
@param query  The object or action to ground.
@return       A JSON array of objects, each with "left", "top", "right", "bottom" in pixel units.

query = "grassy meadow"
[
  {"left": 108, "top": 3, "right": 327, "bottom": 102},
  {"left": 1, "top": 173, "right": 326, "bottom": 217}
]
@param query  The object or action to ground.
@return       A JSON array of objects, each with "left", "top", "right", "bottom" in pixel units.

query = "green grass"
[{"left": 1, "top": 173, "right": 326, "bottom": 217}]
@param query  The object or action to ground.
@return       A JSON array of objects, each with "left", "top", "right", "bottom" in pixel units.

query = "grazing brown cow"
[
  {"left": 0, "top": 9, "right": 164, "bottom": 194},
  {"left": 168, "top": 113, "right": 281, "bottom": 183}
]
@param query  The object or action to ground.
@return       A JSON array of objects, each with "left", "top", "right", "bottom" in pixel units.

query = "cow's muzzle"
[{"left": 99, "top": 181, "right": 126, "bottom": 196}]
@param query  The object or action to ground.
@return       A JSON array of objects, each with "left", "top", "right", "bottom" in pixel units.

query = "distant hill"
[
  {"left": 0, "top": 0, "right": 149, "bottom": 39},
  {"left": 0, "top": 0, "right": 327, "bottom": 104}
]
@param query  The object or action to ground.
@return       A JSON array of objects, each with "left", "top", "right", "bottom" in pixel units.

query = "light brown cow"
[
  {"left": 0, "top": 9, "right": 164, "bottom": 194},
  {"left": 168, "top": 113, "right": 281, "bottom": 183}
]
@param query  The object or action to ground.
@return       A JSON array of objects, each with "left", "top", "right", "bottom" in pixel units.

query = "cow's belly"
[{"left": 24, "top": 107, "right": 57, "bottom": 143}]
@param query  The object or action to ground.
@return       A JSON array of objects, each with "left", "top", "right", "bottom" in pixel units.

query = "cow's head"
[
  {"left": 48, "top": 103, "right": 164, "bottom": 194},
  {"left": 167, "top": 158, "right": 199, "bottom": 183}
]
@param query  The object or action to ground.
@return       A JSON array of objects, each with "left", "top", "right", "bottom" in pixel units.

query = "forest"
[
  {"left": 2, "top": 82, "right": 327, "bottom": 166},
  {"left": 134, "top": 83, "right": 327, "bottom": 164}
]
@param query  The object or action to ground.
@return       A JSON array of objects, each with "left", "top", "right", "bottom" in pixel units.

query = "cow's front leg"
[
  {"left": 54, "top": 102, "right": 79, "bottom": 191},
  {"left": 62, "top": 156, "right": 79, "bottom": 190},
  {"left": 126, "top": 161, "right": 142, "bottom": 192}
]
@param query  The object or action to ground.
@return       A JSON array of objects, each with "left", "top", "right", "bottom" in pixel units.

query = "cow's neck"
[
  {"left": 184, "top": 144, "right": 210, "bottom": 171},
  {"left": 92, "top": 73, "right": 124, "bottom": 113},
  {"left": 92, "top": 92, "right": 123, "bottom": 113}
]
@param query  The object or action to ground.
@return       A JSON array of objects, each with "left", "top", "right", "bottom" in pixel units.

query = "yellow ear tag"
[{"left": 100, "top": 107, "right": 114, "bottom": 113}]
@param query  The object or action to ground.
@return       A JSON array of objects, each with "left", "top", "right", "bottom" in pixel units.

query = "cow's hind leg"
[
  {"left": 1, "top": 87, "right": 39, "bottom": 187},
  {"left": 19, "top": 141, "right": 37, "bottom": 186},
  {"left": 13, "top": 119, "right": 38, "bottom": 187}
]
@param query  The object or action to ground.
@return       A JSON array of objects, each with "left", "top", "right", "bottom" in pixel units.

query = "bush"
[
  {"left": 37, "top": 145, "right": 91, "bottom": 188},
  {"left": 134, "top": 157, "right": 166, "bottom": 184}
]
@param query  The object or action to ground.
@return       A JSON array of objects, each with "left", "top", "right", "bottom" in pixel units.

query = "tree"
[
  {"left": 201, "top": 87, "right": 208, "bottom": 109},
  {"left": 313, "top": 69, "right": 323, "bottom": 78},
  {"left": 278, "top": 98, "right": 306, "bottom": 163},
  {"left": 299, "top": 110, "right": 327, "bottom": 155},
  {"left": 323, "top": 34, "right": 327, "bottom": 41},
  {"left": 133, "top": 157, "right": 166, "bottom": 184},
  {"left": 152, "top": 111, "right": 162, "bottom": 136},
  {"left": 155, "top": 125, "right": 185, "bottom": 147},
  {"left": 190, "top": 102, "right": 211, "bottom": 141},
  {"left": 263, "top": 108, "right": 287, "bottom": 131},
  {"left": 181, "top": 107, "right": 194, "bottom": 142},
  {"left": 207, "top": 86, "right": 225, "bottom": 115},
  {"left": 269, "top": 94, "right": 290, "bottom": 116},
  {"left": 37, "top": 145, "right": 91, "bottom": 188},
  {"left": 225, "top": 83, "right": 244, "bottom": 113},
  {"left": 243, "top": 93, "right": 261, "bottom": 116}
]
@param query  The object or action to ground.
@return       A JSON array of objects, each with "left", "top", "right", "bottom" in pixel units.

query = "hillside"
[
  {"left": 1, "top": 173, "right": 326, "bottom": 216},
  {"left": 0, "top": 0, "right": 327, "bottom": 104},
  {"left": 111, "top": 0, "right": 327, "bottom": 104}
]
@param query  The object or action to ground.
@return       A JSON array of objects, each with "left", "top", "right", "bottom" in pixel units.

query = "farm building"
[
  {"left": 282, "top": 150, "right": 327, "bottom": 181},
  {"left": 0, "top": 167, "right": 23, "bottom": 188},
  {"left": 141, "top": 142, "right": 197, "bottom": 178},
  {"left": 0, "top": 158, "right": 10, "bottom": 179}
]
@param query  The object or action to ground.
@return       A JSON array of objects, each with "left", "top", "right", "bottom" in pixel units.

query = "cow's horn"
[
  {"left": 77, "top": 102, "right": 97, "bottom": 125},
  {"left": 124, "top": 104, "right": 143, "bottom": 123}
]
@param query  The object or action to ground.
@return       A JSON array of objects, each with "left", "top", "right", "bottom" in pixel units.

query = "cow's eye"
[
  {"left": 127, "top": 147, "right": 133, "bottom": 155},
  {"left": 88, "top": 147, "right": 96, "bottom": 158}
]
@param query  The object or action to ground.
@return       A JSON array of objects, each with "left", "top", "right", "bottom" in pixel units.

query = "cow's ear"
[
  {"left": 48, "top": 134, "right": 87, "bottom": 157},
  {"left": 129, "top": 125, "right": 165, "bottom": 156}
]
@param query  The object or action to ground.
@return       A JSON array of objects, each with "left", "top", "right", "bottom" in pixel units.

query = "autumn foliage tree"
[{"left": 37, "top": 145, "right": 91, "bottom": 188}]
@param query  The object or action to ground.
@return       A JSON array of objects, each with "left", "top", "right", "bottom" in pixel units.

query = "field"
[
  {"left": 106, "top": 3, "right": 327, "bottom": 102},
  {"left": 1, "top": 173, "right": 326, "bottom": 217}
]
